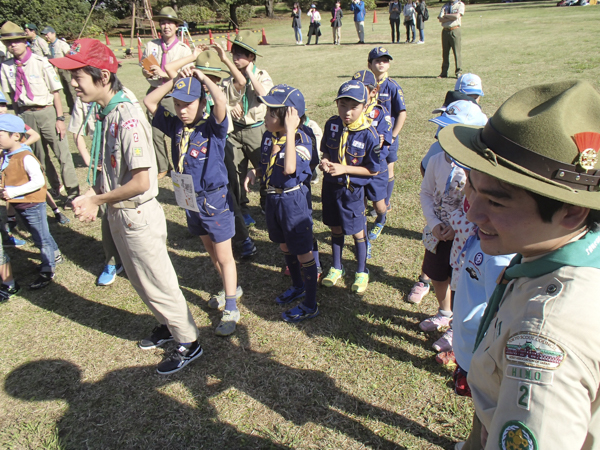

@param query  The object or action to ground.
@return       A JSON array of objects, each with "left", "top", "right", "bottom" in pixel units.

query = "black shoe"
[
  {"left": 55, "top": 212, "right": 70, "bottom": 225},
  {"left": 37, "top": 254, "right": 63, "bottom": 270},
  {"left": 30, "top": 272, "right": 54, "bottom": 290},
  {"left": 64, "top": 198, "right": 75, "bottom": 210},
  {"left": 139, "top": 324, "right": 174, "bottom": 350},
  {"left": 437, "top": 74, "right": 448, "bottom": 79},
  {"left": 156, "top": 341, "right": 203, "bottom": 375},
  {"left": 0, "top": 282, "right": 20, "bottom": 300},
  {"left": 240, "top": 237, "right": 258, "bottom": 259}
]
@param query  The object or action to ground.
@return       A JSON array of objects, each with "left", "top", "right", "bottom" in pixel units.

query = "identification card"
[{"left": 171, "top": 171, "right": 199, "bottom": 212}]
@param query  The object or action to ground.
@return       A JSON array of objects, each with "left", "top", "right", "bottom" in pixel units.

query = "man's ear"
[
  {"left": 101, "top": 69, "right": 112, "bottom": 87},
  {"left": 557, "top": 204, "right": 590, "bottom": 231}
]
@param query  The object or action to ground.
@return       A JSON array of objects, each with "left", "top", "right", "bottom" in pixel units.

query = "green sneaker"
[
  {"left": 322, "top": 267, "right": 345, "bottom": 287},
  {"left": 208, "top": 285, "right": 243, "bottom": 311},
  {"left": 215, "top": 309, "right": 240, "bottom": 336},
  {"left": 352, "top": 271, "right": 369, "bottom": 294}
]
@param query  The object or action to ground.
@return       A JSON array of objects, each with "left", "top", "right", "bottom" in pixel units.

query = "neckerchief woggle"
[{"left": 338, "top": 114, "right": 370, "bottom": 188}]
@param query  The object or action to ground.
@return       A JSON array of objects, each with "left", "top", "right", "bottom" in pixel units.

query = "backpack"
[{"left": 423, "top": 5, "right": 429, "bottom": 21}]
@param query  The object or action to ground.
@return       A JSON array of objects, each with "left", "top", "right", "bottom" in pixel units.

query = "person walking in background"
[
  {"left": 403, "top": 1, "right": 417, "bottom": 43},
  {"left": 331, "top": 1, "right": 343, "bottom": 45},
  {"left": 389, "top": 0, "right": 401, "bottom": 44},
  {"left": 416, "top": 0, "right": 428, "bottom": 44},
  {"left": 23, "top": 24, "right": 49, "bottom": 58},
  {"left": 350, "top": 0, "right": 366, "bottom": 44},
  {"left": 291, "top": 3, "right": 303, "bottom": 45},
  {"left": 40, "top": 26, "right": 77, "bottom": 114},
  {"left": 307, "top": 5, "right": 322, "bottom": 45}
]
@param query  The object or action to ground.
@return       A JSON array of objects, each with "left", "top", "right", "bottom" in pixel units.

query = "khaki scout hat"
[
  {"left": 439, "top": 80, "right": 600, "bottom": 209},
  {"left": 195, "top": 50, "right": 230, "bottom": 80},
  {"left": 228, "top": 30, "right": 262, "bottom": 57},
  {"left": 0, "top": 21, "right": 28, "bottom": 41},
  {"left": 152, "top": 7, "right": 183, "bottom": 24}
]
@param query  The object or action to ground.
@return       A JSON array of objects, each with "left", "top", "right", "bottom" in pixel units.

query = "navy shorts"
[
  {"left": 387, "top": 137, "right": 399, "bottom": 163},
  {"left": 186, "top": 187, "right": 235, "bottom": 243},
  {"left": 422, "top": 239, "right": 453, "bottom": 282},
  {"left": 265, "top": 185, "right": 313, "bottom": 255},
  {"left": 365, "top": 165, "right": 388, "bottom": 202},
  {"left": 321, "top": 182, "right": 365, "bottom": 235}
]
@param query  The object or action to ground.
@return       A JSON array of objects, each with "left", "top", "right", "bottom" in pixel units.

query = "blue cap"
[
  {"left": 0, "top": 91, "right": 6, "bottom": 104},
  {"left": 454, "top": 73, "right": 484, "bottom": 96},
  {"left": 167, "top": 77, "right": 205, "bottom": 103},
  {"left": 0, "top": 114, "right": 26, "bottom": 133},
  {"left": 335, "top": 80, "right": 368, "bottom": 103},
  {"left": 352, "top": 70, "right": 377, "bottom": 88},
  {"left": 368, "top": 46, "right": 393, "bottom": 61},
  {"left": 429, "top": 100, "right": 488, "bottom": 128},
  {"left": 258, "top": 84, "right": 306, "bottom": 117}
]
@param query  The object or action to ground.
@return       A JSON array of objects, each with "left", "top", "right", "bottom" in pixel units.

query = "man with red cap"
[{"left": 51, "top": 38, "right": 203, "bottom": 375}]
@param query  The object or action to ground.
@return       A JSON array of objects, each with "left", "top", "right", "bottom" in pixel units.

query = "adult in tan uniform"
[
  {"left": 52, "top": 38, "right": 202, "bottom": 375},
  {"left": 41, "top": 26, "right": 77, "bottom": 113},
  {"left": 23, "top": 23, "right": 49, "bottom": 58},
  {"left": 0, "top": 22, "right": 80, "bottom": 207},
  {"left": 224, "top": 31, "right": 274, "bottom": 225},
  {"left": 142, "top": 7, "right": 192, "bottom": 178},
  {"left": 439, "top": 80, "right": 600, "bottom": 450},
  {"left": 437, "top": 0, "right": 464, "bottom": 79}
]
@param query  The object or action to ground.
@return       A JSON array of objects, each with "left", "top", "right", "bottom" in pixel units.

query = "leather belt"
[
  {"left": 19, "top": 105, "right": 50, "bottom": 112},
  {"left": 444, "top": 26, "right": 460, "bottom": 31},
  {"left": 266, "top": 185, "right": 301, "bottom": 194}
]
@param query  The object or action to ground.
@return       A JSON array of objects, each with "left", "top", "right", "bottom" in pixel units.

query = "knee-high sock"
[
  {"left": 354, "top": 236, "right": 367, "bottom": 273},
  {"left": 302, "top": 259, "right": 318, "bottom": 310},
  {"left": 331, "top": 233, "right": 344, "bottom": 270},
  {"left": 386, "top": 176, "right": 395, "bottom": 206},
  {"left": 284, "top": 252, "right": 303, "bottom": 288},
  {"left": 312, "top": 236, "right": 320, "bottom": 268},
  {"left": 376, "top": 212, "right": 387, "bottom": 226}
]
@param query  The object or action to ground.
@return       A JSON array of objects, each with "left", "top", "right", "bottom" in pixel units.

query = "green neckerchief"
[
  {"left": 303, "top": 116, "right": 310, "bottom": 126},
  {"left": 86, "top": 91, "right": 132, "bottom": 185},
  {"left": 473, "top": 230, "right": 600, "bottom": 351},
  {"left": 242, "top": 65, "right": 257, "bottom": 116},
  {"left": 206, "top": 93, "right": 214, "bottom": 116}
]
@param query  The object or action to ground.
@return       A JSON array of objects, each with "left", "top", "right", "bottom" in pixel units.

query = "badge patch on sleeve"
[
  {"left": 133, "top": 148, "right": 143, "bottom": 157},
  {"left": 122, "top": 119, "right": 139, "bottom": 130},
  {"left": 505, "top": 333, "right": 566, "bottom": 369},
  {"left": 190, "top": 149, "right": 199, "bottom": 158},
  {"left": 109, "top": 123, "right": 118, "bottom": 138},
  {"left": 499, "top": 421, "right": 537, "bottom": 450},
  {"left": 331, "top": 124, "right": 339, "bottom": 132}
]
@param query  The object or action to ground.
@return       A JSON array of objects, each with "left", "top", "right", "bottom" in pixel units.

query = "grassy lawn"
[{"left": 1, "top": 2, "right": 599, "bottom": 448}]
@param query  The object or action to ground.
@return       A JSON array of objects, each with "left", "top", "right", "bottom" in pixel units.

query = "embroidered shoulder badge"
[
  {"left": 499, "top": 421, "right": 537, "bottom": 450},
  {"left": 505, "top": 333, "right": 566, "bottom": 370},
  {"left": 122, "top": 119, "right": 139, "bottom": 130}
]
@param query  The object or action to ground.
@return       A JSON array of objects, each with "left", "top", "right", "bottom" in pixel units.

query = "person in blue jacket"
[{"left": 350, "top": 0, "right": 366, "bottom": 44}]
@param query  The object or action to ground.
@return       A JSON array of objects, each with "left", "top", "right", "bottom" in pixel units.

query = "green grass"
[{"left": 1, "top": 2, "right": 600, "bottom": 448}]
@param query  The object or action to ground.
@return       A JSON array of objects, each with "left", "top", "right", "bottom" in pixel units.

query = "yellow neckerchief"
[
  {"left": 375, "top": 72, "right": 388, "bottom": 102},
  {"left": 365, "top": 98, "right": 377, "bottom": 118},
  {"left": 338, "top": 114, "right": 370, "bottom": 188},
  {"left": 265, "top": 134, "right": 286, "bottom": 187},
  {"left": 178, "top": 120, "right": 206, "bottom": 173}
]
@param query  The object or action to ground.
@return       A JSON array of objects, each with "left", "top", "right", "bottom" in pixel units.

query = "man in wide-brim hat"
[{"left": 439, "top": 80, "right": 600, "bottom": 449}]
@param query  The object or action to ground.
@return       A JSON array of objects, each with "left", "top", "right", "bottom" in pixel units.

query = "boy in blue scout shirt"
[
  {"left": 319, "top": 80, "right": 380, "bottom": 294},
  {"left": 367, "top": 47, "right": 407, "bottom": 219},
  {"left": 144, "top": 70, "right": 241, "bottom": 337},
  {"left": 244, "top": 85, "right": 319, "bottom": 322},
  {"left": 351, "top": 70, "right": 393, "bottom": 256}
]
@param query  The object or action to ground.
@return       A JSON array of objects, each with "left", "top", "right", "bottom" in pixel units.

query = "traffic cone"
[
  {"left": 260, "top": 28, "right": 269, "bottom": 45},
  {"left": 105, "top": 33, "right": 110, "bottom": 45},
  {"left": 137, "top": 37, "right": 143, "bottom": 63},
  {"left": 227, "top": 33, "right": 232, "bottom": 51},
  {"left": 158, "top": 31, "right": 161, "bottom": 39},
  {"left": 185, "top": 37, "right": 189, "bottom": 46},
  {"left": 209, "top": 29, "right": 214, "bottom": 45},
  {"left": 235, "top": 28, "right": 239, "bottom": 35},
  {"left": 373, "top": 10, "right": 378, "bottom": 23},
  {"left": 119, "top": 33, "right": 125, "bottom": 47}
]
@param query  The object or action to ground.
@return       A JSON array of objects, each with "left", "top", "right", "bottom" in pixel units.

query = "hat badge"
[
  {"left": 204, "top": 62, "right": 210, "bottom": 67},
  {"left": 573, "top": 132, "right": 600, "bottom": 171},
  {"left": 68, "top": 43, "right": 81, "bottom": 55},
  {"left": 176, "top": 80, "right": 187, "bottom": 90},
  {"left": 379, "top": 47, "right": 387, "bottom": 53},
  {"left": 446, "top": 106, "right": 457, "bottom": 115}
]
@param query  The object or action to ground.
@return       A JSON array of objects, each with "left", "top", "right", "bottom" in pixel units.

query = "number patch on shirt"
[{"left": 517, "top": 382, "right": 531, "bottom": 410}]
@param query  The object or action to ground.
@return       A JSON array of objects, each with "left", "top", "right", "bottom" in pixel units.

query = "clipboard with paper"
[{"left": 171, "top": 171, "right": 199, "bottom": 212}]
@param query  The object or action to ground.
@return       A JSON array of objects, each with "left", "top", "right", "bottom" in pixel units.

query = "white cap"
[
  {"left": 429, "top": 100, "right": 488, "bottom": 128},
  {"left": 454, "top": 73, "right": 484, "bottom": 97}
]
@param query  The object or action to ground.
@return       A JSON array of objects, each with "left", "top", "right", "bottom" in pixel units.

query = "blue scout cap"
[
  {"left": 455, "top": 73, "right": 484, "bottom": 97},
  {"left": 368, "top": 46, "right": 393, "bottom": 61},
  {"left": 40, "top": 26, "right": 56, "bottom": 35},
  {"left": 258, "top": 84, "right": 305, "bottom": 117},
  {"left": 0, "top": 91, "right": 7, "bottom": 104},
  {"left": 167, "top": 77, "right": 205, "bottom": 103},
  {"left": 0, "top": 114, "right": 26, "bottom": 133},
  {"left": 335, "top": 80, "right": 368, "bottom": 103},
  {"left": 429, "top": 100, "right": 488, "bottom": 128},
  {"left": 352, "top": 70, "right": 377, "bottom": 88}
]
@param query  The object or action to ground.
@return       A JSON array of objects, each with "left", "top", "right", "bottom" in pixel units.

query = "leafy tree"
[{"left": 178, "top": 5, "right": 216, "bottom": 25}]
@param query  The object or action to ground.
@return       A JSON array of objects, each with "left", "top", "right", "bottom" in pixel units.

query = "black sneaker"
[
  {"left": 55, "top": 212, "right": 70, "bottom": 225},
  {"left": 30, "top": 272, "right": 54, "bottom": 290},
  {"left": 64, "top": 198, "right": 75, "bottom": 210},
  {"left": 240, "top": 237, "right": 257, "bottom": 259},
  {"left": 0, "top": 282, "right": 20, "bottom": 300},
  {"left": 138, "top": 324, "right": 174, "bottom": 350},
  {"left": 37, "top": 254, "right": 64, "bottom": 270},
  {"left": 156, "top": 341, "right": 203, "bottom": 375}
]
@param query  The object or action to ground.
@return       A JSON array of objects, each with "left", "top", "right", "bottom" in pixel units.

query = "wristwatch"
[{"left": 56, "top": 116, "right": 65, "bottom": 121}]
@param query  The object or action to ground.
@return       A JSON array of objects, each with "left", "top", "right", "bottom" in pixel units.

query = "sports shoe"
[
  {"left": 3, "top": 236, "right": 25, "bottom": 248},
  {"left": 240, "top": 237, "right": 257, "bottom": 259},
  {"left": 55, "top": 211, "right": 70, "bottom": 224},
  {"left": 64, "top": 198, "right": 75, "bottom": 210},
  {"left": 419, "top": 312, "right": 452, "bottom": 332},
  {"left": 282, "top": 303, "right": 320, "bottom": 323},
  {"left": 0, "top": 282, "right": 20, "bottom": 300},
  {"left": 243, "top": 213, "right": 256, "bottom": 228},
  {"left": 322, "top": 267, "right": 344, "bottom": 287},
  {"left": 407, "top": 281, "right": 430, "bottom": 304},
  {"left": 156, "top": 340, "right": 203, "bottom": 375},
  {"left": 436, "top": 350, "right": 457, "bottom": 368},
  {"left": 30, "top": 272, "right": 54, "bottom": 290},
  {"left": 352, "top": 270, "right": 369, "bottom": 294},
  {"left": 37, "top": 254, "right": 63, "bottom": 270},
  {"left": 437, "top": 74, "right": 448, "bottom": 79},
  {"left": 215, "top": 309, "right": 240, "bottom": 336},
  {"left": 97, "top": 264, "right": 124, "bottom": 286},
  {"left": 432, "top": 328, "right": 453, "bottom": 352},
  {"left": 366, "top": 239, "right": 372, "bottom": 260},
  {"left": 417, "top": 40, "right": 425, "bottom": 44},
  {"left": 208, "top": 285, "right": 243, "bottom": 310},
  {"left": 275, "top": 285, "right": 305, "bottom": 305},
  {"left": 138, "top": 324, "right": 174, "bottom": 350},
  {"left": 368, "top": 223, "right": 384, "bottom": 241}
]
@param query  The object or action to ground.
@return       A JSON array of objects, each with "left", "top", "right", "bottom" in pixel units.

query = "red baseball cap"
[{"left": 50, "top": 38, "right": 119, "bottom": 73}]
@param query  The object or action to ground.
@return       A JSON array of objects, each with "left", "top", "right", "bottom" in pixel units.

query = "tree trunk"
[
  {"left": 264, "top": 0, "right": 274, "bottom": 18},
  {"left": 230, "top": 3, "right": 239, "bottom": 29}
]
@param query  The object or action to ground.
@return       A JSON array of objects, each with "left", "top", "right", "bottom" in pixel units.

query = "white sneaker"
[
  {"left": 417, "top": 41, "right": 425, "bottom": 44},
  {"left": 215, "top": 309, "right": 240, "bottom": 336}
]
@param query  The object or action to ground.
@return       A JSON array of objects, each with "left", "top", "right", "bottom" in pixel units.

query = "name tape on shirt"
[
  {"left": 352, "top": 141, "right": 365, "bottom": 149},
  {"left": 122, "top": 119, "right": 139, "bottom": 130}
]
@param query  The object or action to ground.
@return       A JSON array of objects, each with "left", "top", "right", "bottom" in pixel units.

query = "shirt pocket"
[
  {"left": 346, "top": 141, "right": 366, "bottom": 165},
  {"left": 120, "top": 207, "right": 149, "bottom": 231},
  {"left": 200, "top": 190, "right": 229, "bottom": 217}
]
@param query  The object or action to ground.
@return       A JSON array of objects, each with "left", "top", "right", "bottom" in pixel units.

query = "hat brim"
[
  {"left": 429, "top": 116, "right": 457, "bottom": 128},
  {"left": 0, "top": 34, "right": 28, "bottom": 41},
  {"left": 461, "top": 89, "right": 484, "bottom": 96},
  {"left": 432, "top": 106, "right": 447, "bottom": 114},
  {"left": 439, "top": 124, "right": 600, "bottom": 209},
  {"left": 228, "top": 39, "right": 262, "bottom": 57},
  {"left": 258, "top": 95, "right": 285, "bottom": 108},
  {"left": 153, "top": 15, "right": 183, "bottom": 24},
  {"left": 196, "top": 67, "right": 230, "bottom": 80},
  {"left": 49, "top": 56, "right": 88, "bottom": 71},
  {"left": 166, "top": 91, "right": 203, "bottom": 103}
]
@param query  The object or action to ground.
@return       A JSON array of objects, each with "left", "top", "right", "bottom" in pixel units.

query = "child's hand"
[
  {"left": 149, "top": 65, "right": 167, "bottom": 79},
  {"left": 192, "top": 45, "right": 204, "bottom": 58},
  {"left": 244, "top": 169, "right": 256, "bottom": 193},
  {"left": 284, "top": 107, "right": 300, "bottom": 131},
  {"left": 319, "top": 158, "right": 330, "bottom": 173},
  {"left": 325, "top": 162, "right": 345, "bottom": 176},
  {"left": 192, "top": 68, "right": 206, "bottom": 83},
  {"left": 142, "top": 67, "right": 153, "bottom": 78},
  {"left": 432, "top": 224, "right": 445, "bottom": 241},
  {"left": 0, "top": 188, "right": 9, "bottom": 200},
  {"left": 231, "top": 103, "right": 243, "bottom": 119},
  {"left": 179, "top": 66, "right": 195, "bottom": 79},
  {"left": 245, "top": 61, "right": 255, "bottom": 76},
  {"left": 211, "top": 43, "right": 227, "bottom": 60}
]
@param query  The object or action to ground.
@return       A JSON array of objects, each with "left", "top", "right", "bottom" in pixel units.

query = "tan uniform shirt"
[
  {"left": 468, "top": 264, "right": 600, "bottom": 450},
  {"left": 439, "top": 0, "right": 464, "bottom": 28},
  {"left": 142, "top": 39, "right": 192, "bottom": 88},
  {"left": 220, "top": 79, "right": 244, "bottom": 134},
  {"left": 0, "top": 41, "right": 6, "bottom": 65},
  {"left": 48, "top": 38, "right": 71, "bottom": 58},
  {"left": 1, "top": 54, "right": 63, "bottom": 107},
  {"left": 30, "top": 35, "right": 50, "bottom": 58},
  {"left": 222, "top": 68, "right": 273, "bottom": 127},
  {"left": 100, "top": 99, "right": 158, "bottom": 204}
]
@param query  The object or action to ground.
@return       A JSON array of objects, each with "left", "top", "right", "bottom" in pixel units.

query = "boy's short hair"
[{"left": 81, "top": 66, "right": 124, "bottom": 93}]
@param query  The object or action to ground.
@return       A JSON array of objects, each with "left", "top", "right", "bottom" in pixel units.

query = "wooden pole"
[
  {"left": 129, "top": 1, "right": 136, "bottom": 50},
  {"left": 78, "top": 0, "right": 100, "bottom": 39}
]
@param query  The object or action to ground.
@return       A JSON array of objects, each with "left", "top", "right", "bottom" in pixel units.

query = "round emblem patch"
[
  {"left": 500, "top": 421, "right": 537, "bottom": 450},
  {"left": 474, "top": 252, "right": 483, "bottom": 265}
]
